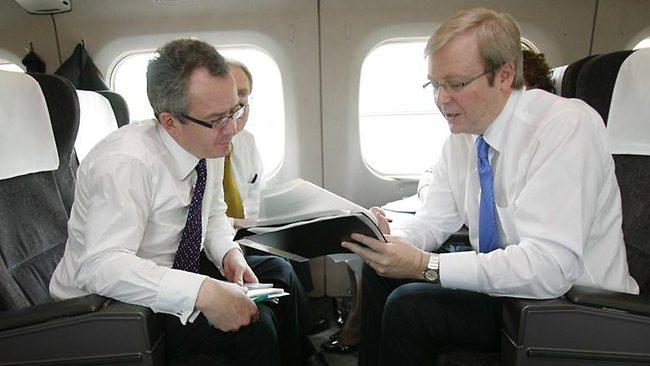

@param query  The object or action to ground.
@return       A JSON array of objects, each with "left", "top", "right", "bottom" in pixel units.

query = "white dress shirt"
[
  {"left": 393, "top": 89, "right": 639, "bottom": 299},
  {"left": 231, "top": 129, "right": 264, "bottom": 218},
  {"left": 50, "top": 119, "right": 240, "bottom": 324}
]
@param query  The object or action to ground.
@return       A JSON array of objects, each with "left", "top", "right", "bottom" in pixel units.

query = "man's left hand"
[
  {"left": 222, "top": 248, "right": 259, "bottom": 286},
  {"left": 342, "top": 234, "right": 427, "bottom": 279}
]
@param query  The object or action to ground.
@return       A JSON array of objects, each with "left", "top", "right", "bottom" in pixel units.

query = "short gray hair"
[
  {"left": 227, "top": 60, "right": 253, "bottom": 93},
  {"left": 425, "top": 8, "right": 524, "bottom": 89},
  {"left": 147, "top": 39, "right": 229, "bottom": 119}
]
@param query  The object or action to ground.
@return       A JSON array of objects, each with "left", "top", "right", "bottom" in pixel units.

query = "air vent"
[{"left": 13, "top": 0, "right": 71, "bottom": 14}]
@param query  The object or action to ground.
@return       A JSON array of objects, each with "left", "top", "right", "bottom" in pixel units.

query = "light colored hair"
[
  {"left": 227, "top": 60, "right": 253, "bottom": 93},
  {"left": 425, "top": 8, "right": 524, "bottom": 89}
]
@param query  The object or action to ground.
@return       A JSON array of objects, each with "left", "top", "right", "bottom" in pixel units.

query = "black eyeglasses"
[
  {"left": 180, "top": 103, "right": 246, "bottom": 129},
  {"left": 423, "top": 65, "right": 502, "bottom": 95}
]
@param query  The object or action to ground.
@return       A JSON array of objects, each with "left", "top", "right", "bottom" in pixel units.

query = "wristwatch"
[{"left": 423, "top": 253, "right": 440, "bottom": 283}]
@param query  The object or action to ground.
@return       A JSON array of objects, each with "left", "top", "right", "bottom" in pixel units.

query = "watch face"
[{"left": 425, "top": 269, "right": 439, "bottom": 282}]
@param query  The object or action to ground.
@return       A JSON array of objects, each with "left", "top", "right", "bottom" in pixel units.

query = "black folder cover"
[{"left": 235, "top": 212, "right": 385, "bottom": 262}]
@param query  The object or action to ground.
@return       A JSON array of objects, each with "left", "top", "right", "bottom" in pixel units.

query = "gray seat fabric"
[
  {"left": 28, "top": 73, "right": 80, "bottom": 215},
  {"left": 0, "top": 172, "right": 69, "bottom": 311},
  {"left": 0, "top": 73, "right": 165, "bottom": 365},
  {"left": 560, "top": 54, "right": 599, "bottom": 98}
]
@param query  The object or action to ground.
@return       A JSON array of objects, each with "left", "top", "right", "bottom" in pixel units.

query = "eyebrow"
[{"left": 205, "top": 104, "right": 241, "bottom": 119}]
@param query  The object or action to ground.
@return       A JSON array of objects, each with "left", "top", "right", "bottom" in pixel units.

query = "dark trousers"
[
  {"left": 163, "top": 253, "right": 312, "bottom": 366},
  {"left": 358, "top": 263, "right": 503, "bottom": 366}
]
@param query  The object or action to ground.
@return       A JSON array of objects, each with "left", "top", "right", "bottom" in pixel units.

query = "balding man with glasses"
[{"left": 343, "top": 8, "right": 638, "bottom": 366}]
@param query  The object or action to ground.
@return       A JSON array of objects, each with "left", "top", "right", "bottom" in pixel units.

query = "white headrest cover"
[
  {"left": 550, "top": 65, "right": 568, "bottom": 96},
  {"left": 607, "top": 48, "right": 650, "bottom": 155},
  {"left": 0, "top": 71, "right": 59, "bottom": 180},
  {"left": 75, "top": 90, "right": 119, "bottom": 162}
]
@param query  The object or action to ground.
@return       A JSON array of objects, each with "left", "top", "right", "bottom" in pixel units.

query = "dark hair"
[
  {"left": 522, "top": 50, "right": 555, "bottom": 93},
  {"left": 147, "top": 39, "right": 229, "bottom": 119}
]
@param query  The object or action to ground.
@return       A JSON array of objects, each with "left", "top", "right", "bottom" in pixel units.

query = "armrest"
[
  {"left": 0, "top": 294, "right": 107, "bottom": 332},
  {"left": 566, "top": 285, "right": 650, "bottom": 316}
]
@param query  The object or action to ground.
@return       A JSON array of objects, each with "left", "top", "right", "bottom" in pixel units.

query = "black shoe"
[
  {"left": 304, "top": 352, "right": 329, "bottom": 366},
  {"left": 307, "top": 317, "right": 330, "bottom": 335},
  {"left": 329, "top": 330, "right": 341, "bottom": 341},
  {"left": 321, "top": 337, "right": 359, "bottom": 354}
]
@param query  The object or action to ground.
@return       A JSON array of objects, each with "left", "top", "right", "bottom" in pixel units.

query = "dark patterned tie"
[
  {"left": 477, "top": 136, "right": 500, "bottom": 253},
  {"left": 173, "top": 159, "right": 207, "bottom": 273}
]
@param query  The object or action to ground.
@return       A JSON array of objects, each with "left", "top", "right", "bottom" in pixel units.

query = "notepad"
[{"left": 245, "top": 287, "right": 290, "bottom": 303}]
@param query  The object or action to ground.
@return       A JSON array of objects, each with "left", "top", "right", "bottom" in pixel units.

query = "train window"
[
  {"left": 109, "top": 45, "right": 285, "bottom": 176},
  {"left": 0, "top": 60, "right": 23, "bottom": 72},
  {"left": 634, "top": 37, "right": 650, "bottom": 50},
  {"left": 359, "top": 39, "right": 449, "bottom": 177}
]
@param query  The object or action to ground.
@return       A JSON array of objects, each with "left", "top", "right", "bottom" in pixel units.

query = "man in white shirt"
[
  {"left": 224, "top": 60, "right": 326, "bottom": 364},
  {"left": 50, "top": 39, "right": 297, "bottom": 365},
  {"left": 342, "top": 8, "right": 639, "bottom": 366},
  {"left": 225, "top": 60, "right": 264, "bottom": 224}
]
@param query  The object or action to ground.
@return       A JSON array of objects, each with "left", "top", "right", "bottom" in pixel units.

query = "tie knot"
[{"left": 476, "top": 136, "right": 490, "bottom": 161}]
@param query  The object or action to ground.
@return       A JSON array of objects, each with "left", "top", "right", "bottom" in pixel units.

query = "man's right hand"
[{"left": 195, "top": 278, "right": 258, "bottom": 332}]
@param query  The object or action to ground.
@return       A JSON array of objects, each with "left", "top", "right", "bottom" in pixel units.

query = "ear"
[
  {"left": 159, "top": 112, "right": 181, "bottom": 137},
  {"left": 497, "top": 62, "right": 516, "bottom": 91}
]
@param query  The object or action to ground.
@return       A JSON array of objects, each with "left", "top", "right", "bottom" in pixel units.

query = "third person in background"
[{"left": 224, "top": 60, "right": 329, "bottom": 366}]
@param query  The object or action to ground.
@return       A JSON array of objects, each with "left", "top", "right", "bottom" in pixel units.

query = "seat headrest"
[
  {"left": 0, "top": 71, "right": 59, "bottom": 180},
  {"left": 75, "top": 90, "right": 118, "bottom": 162},
  {"left": 575, "top": 50, "right": 634, "bottom": 125},
  {"left": 97, "top": 90, "right": 130, "bottom": 127},
  {"left": 28, "top": 73, "right": 80, "bottom": 166},
  {"left": 561, "top": 54, "right": 599, "bottom": 98},
  {"left": 607, "top": 48, "right": 650, "bottom": 156}
]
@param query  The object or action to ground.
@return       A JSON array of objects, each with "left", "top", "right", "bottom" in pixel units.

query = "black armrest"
[
  {"left": 0, "top": 294, "right": 107, "bottom": 332},
  {"left": 566, "top": 285, "right": 650, "bottom": 316}
]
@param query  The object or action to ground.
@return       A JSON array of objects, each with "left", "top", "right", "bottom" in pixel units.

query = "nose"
[
  {"left": 435, "top": 86, "right": 452, "bottom": 105},
  {"left": 223, "top": 116, "right": 238, "bottom": 136}
]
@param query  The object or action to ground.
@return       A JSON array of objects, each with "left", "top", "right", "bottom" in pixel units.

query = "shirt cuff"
[
  {"left": 153, "top": 268, "right": 207, "bottom": 324},
  {"left": 439, "top": 251, "right": 479, "bottom": 292},
  {"left": 215, "top": 243, "right": 243, "bottom": 269}
]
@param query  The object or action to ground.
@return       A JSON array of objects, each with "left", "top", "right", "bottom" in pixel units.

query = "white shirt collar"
[
  {"left": 479, "top": 89, "right": 522, "bottom": 152},
  {"left": 156, "top": 123, "right": 199, "bottom": 180}
]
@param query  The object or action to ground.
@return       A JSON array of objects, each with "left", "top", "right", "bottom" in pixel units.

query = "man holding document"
[
  {"left": 49, "top": 39, "right": 308, "bottom": 366},
  {"left": 342, "top": 8, "right": 639, "bottom": 366}
]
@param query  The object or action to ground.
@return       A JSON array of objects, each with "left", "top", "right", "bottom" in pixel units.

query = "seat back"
[
  {"left": 606, "top": 48, "right": 650, "bottom": 295},
  {"left": 575, "top": 50, "right": 635, "bottom": 125},
  {"left": 560, "top": 54, "right": 599, "bottom": 98},
  {"left": 98, "top": 90, "right": 130, "bottom": 127},
  {"left": 74, "top": 90, "right": 119, "bottom": 165},
  {"left": 29, "top": 73, "right": 80, "bottom": 215},
  {"left": 0, "top": 71, "right": 69, "bottom": 311}
]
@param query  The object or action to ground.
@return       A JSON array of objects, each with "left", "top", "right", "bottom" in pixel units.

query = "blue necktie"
[
  {"left": 476, "top": 136, "right": 500, "bottom": 253},
  {"left": 173, "top": 159, "right": 207, "bottom": 273}
]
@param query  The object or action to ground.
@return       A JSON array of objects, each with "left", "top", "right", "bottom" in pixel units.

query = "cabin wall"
[
  {"left": 1, "top": 0, "right": 648, "bottom": 206},
  {"left": 0, "top": 3, "right": 59, "bottom": 68}
]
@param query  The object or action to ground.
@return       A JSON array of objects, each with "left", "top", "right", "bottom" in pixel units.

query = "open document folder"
[
  {"left": 235, "top": 179, "right": 386, "bottom": 261},
  {"left": 254, "top": 178, "right": 377, "bottom": 226}
]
